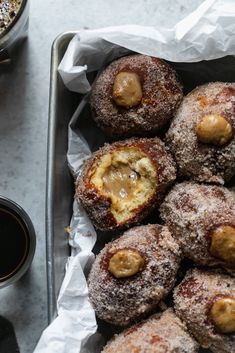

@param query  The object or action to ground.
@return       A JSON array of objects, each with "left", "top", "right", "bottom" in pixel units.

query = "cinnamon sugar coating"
[
  {"left": 90, "top": 54, "right": 183, "bottom": 137},
  {"left": 166, "top": 82, "right": 235, "bottom": 184},
  {"left": 174, "top": 269, "right": 235, "bottom": 353},
  {"left": 101, "top": 309, "right": 199, "bottom": 353},
  {"left": 88, "top": 225, "right": 181, "bottom": 326},
  {"left": 160, "top": 182, "right": 235, "bottom": 269},
  {"left": 76, "top": 137, "right": 176, "bottom": 232}
]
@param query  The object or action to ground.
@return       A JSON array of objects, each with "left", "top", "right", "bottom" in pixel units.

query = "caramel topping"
[
  {"left": 102, "top": 163, "right": 139, "bottom": 200},
  {"left": 108, "top": 249, "right": 145, "bottom": 278},
  {"left": 210, "top": 297, "right": 235, "bottom": 333},
  {"left": 210, "top": 225, "right": 235, "bottom": 264},
  {"left": 112, "top": 72, "right": 142, "bottom": 108},
  {"left": 195, "top": 114, "right": 232, "bottom": 146}
]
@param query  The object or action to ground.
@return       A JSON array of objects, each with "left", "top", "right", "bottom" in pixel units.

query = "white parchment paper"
[{"left": 34, "top": 0, "right": 235, "bottom": 352}]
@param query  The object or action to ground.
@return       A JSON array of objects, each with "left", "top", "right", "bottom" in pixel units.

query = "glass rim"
[{"left": 0, "top": 195, "right": 36, "bottom": 288}]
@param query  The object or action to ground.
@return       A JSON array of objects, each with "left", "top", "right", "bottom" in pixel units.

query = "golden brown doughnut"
[
  {"left": 174, "top": 268, "right": 235, "bottom": 353},
  {"left": 101, "top": 309, "right": 199, "bottom": 353},
  {"left": 88, "top": 224, "right": 181, "bottom": 326},
  {"left": 90, "top": 54, "right": 183, "bottom": 137},
  {"left": 166, "top": 82, "right": 235, "bottom": 184},
  {"left": 76, "top": 137, "right": 176, "bottom": 231}
]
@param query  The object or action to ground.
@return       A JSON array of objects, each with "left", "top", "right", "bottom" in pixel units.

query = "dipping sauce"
[
  {"left": 0, "top": 0, "right": 23, "bottom": 35},
  {"left": 0, "top": 207, "right": 29, "bottom": 282}
]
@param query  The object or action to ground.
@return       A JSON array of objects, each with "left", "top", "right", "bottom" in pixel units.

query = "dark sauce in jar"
[{"left": 0, "top": 207, "right": 29, "bottom": 281}]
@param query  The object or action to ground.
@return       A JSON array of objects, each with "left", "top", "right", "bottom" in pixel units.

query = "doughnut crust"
[
  {"left": 160, "top": 182, "right": 235, "bottom": 269},
  {"left": 76, "top": 137, "right": 176, "bottom": 231},
  {"left": 90, "top": 54, "right": 183, "bottom": 137},
  {"left": 101, "top": 309, "right": 199, "bottom": 353},
  {"left": 174, "top": 269, "right": 235, "bottom": 353},
  {"left": 88, "top": 224, "right": 181, "bottom": 326},
  {"left": 166, "top": 82, "right": 235, "bottom": 184}
]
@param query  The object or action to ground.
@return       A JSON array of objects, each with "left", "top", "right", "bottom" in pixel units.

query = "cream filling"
[{"left": 90, "top": 147, "right": 157, "bottom": 223}]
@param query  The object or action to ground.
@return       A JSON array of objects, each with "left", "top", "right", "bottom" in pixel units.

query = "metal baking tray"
[
  {"left": 46, "top": 31, "right": 79, "bottom": 322},
  {"left": 46, "top": 32, "right": 235, "bottom": 352}
]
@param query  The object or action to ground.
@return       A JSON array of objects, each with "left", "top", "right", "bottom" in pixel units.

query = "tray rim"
[{"left": 46, "top": 31, "right": 77, "bottom": 323}]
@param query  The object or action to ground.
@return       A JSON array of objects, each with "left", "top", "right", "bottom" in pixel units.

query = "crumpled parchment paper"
[{"left": 34, "top": 0, "right": 235, "bottom": 352}]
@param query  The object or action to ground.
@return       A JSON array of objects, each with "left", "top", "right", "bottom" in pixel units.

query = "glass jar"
[
  {"left": 0, "top": 0, "right": 29, "bottom": 63},
  {"left": 0, "top": 196, "right": 36, "bottom": 288}
]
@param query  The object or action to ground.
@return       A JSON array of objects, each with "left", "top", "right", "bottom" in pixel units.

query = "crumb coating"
[{"left": 160, "top": 182, "right": 235, "bottom": 269}]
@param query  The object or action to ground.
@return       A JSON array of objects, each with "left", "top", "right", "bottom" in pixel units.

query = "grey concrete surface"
[{"left": 0, "top": 0, "right": 203, "bottom": 352}]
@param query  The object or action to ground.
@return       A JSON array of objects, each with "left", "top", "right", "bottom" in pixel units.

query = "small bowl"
[
  {"left": 0, "top": 0, "right": 29, "bottom": 64},
  {"left": 0, "top": 196, "right": 36, "bottom": 288}
]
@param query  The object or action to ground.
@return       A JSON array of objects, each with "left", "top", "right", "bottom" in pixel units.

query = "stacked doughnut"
[{"left": 74, "top": 54, "right": 235, "bottom": 352}]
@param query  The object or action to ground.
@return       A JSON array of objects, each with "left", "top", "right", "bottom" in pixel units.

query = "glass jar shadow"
[{"left": 0, "top": 316, "right": 20, "bottom": 353}]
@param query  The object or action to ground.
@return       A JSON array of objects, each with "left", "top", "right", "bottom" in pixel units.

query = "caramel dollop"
[
  {"left": 210, "top": 225, "right": 235, "bottom": 264},
  {"left": 210, "top": 296, "right": 235, "bottom": 333},
  {"left": 108, "top": 249, "right": 145, "bottom": 278},
  {"left": 112, "top": 72, "right": 142, "bottom": 108},
  {"left": 102, "top": 163, "right": 139, "bottom": 200},
  {"left": 195, "top": 114, "right": 232, "bottom": 146}
]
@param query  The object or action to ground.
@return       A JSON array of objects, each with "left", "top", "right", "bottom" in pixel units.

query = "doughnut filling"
[
  {"left": 160, "top": 182, "right": 235, "bottom": 269},
  {"left": 88, "top": 224, "right": 181, "bottom": 326},
  {"left": 210, "top": 296, "right": 235, "bottom": 334},
  {"left": 101, "top": 310, "right": 199, "bottom": 353},
  {"left": 210, "top": 225, "right": 235, "bottom": 264},
  {"left": 108, "top": 249, "right": 145, "bottom": 278},
  {"left": 90, "top": 147, "right": 157, "bottom": 224},
  {"left": 166, "top": 82, "right": 235, "bottom": 184},
  {"left": 76, "top": 137, "right": 176, "bottom": 231},
  {"left": 174, "top": 269, "right": 235, "bottom": 353},
  {"left": 196, "top": 114, "right": 233, "bottom": 146},
  {"left": 112, "top": 72, "right": 142, "bottom": 108}
]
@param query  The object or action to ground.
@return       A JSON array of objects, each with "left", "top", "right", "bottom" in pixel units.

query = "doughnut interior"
[{"left": 89, "top": 147, "right": 157, "bottom": 223}]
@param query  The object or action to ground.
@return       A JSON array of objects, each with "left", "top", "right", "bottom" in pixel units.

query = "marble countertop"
[{"left": 0, "top": 1, "right": 202, "bottom": 352}]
